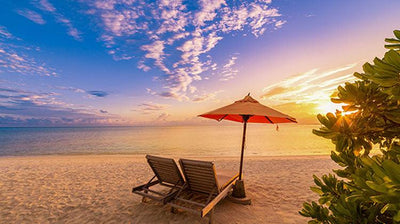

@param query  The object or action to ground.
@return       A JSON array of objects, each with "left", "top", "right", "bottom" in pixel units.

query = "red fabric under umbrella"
[{"left": 199, "top": 94, "right": 297, "bottom": 182}]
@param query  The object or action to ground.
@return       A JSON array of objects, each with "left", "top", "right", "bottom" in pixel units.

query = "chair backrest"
[
  {"left": 179, "top": 159, "right": 220, "bottom": 195},
  {"left": 146, "top": 155, "right": 185, "bottom": 186}
]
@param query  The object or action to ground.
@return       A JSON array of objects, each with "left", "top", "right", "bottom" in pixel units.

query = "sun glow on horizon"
[
  {"left": 316, "top": 101, "right": 359, "bottom": 117},
  {"left": 316, "top": 101, "right": 344, "bottom": 114}
]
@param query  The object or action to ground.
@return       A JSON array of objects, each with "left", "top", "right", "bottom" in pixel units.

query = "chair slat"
[
  {"left": 179, "top": 159, "right": 218, "bottom": 194},
  {"left": 185, "top": 179, "right": 215, "bottom": 188},
  {"left": 183, "top": 170, "right": 214, "bottom": 178},
  {"left": 146, "top": 155, "right": 184, "bottom": 186},
  {"left": 132, "top": 155, "right": 186, "bottom": 205},
  {"left": 168, "top": 158, "right": 239, "bottom": 222},
  {"left": 182, "top": 166, "right": 215, "bottom": 172}
]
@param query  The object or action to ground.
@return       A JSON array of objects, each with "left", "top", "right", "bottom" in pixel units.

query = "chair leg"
[
  {"left": 208, "top": 208, "right": 215, "bottom": 224},
  {"left": 141, "top": 189, "right": 149, "bottom": 202},
  {"left": 170, "top": 206, "right": 177, "bottom": 214}
]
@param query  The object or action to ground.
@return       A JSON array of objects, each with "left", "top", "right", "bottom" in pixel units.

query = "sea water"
[{"left": 0, "top": 125, "right": 334, "bottom": 157}]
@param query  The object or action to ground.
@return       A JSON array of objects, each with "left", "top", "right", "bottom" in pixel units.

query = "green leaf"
[
  {"left": 382, "top": 160, "right": 400, "bottom": 182},
  {"left": 394, "top": 210, "right": 400, "bottom": 222},
  {"left": 354, "top": 72, "right": 369, "bottom": 80},
  {"left": 363, "top": 62, "right": 375, "bottom": 74},
  {"left": 336, "top": 136, "right": 348, "bottom": 152},
  {"left": 316, "top": 114, "right": 330, "bottom": 127},
  {"left": 318, "top": 196, "right": 330, "bottom": 204},
  {"left": 313, "top": 129, "right": 337, "bottom": 139},
  {"left": 384, "top": 110, "right": 400, "bottom": 124},
  {"left": 384, "top": 50, "right": 400, "bottom": 69},
  {"left": 373, "top": 57, "right": 400, "bottom": 73},
  {"left": 385, "top": 44, "right": 400, "bottom": 50},
  {"left": 365, "top": 181, "right": 388, "bottom": 193},
  {"left": 394, "top": 30, "right": 400, "bottom": 39},
  {"left": 310, "top": 186, "right": 323, "bottom": 194},
  {"left": 313, "top": 175, "right": 323, "bottom": 187},
  {"left": 385, "top": 38, "right": 400, "bottom": 44}
]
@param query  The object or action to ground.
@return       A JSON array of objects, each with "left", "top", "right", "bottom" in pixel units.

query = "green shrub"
[{"left": 299, "top": 30, "right": 400, "bottom": 224}]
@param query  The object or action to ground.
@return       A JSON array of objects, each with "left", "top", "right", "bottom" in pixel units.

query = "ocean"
[{"left": 0, "top": 124, "right": 335, "bottom": 157}]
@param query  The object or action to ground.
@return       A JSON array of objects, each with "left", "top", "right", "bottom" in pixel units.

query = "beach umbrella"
[{"left": 199, "top": 93, "right": 297, "bottom": 199}]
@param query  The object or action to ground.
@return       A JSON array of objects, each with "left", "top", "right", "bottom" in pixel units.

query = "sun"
[
  {"left": 316, "top": 101, "right": 359, "bottom": 116},
  {"left": 316, "top": 101, "right": 344, "bottom": 114}
]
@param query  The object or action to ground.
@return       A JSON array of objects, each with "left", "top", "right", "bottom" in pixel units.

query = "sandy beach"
[{"left": 0, "top": 155, "right": 337, "bottom": 223}]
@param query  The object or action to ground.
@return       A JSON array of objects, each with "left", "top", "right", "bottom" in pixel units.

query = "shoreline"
[{"left": 0, "top": 153, "right": 332, "bottom": 160}]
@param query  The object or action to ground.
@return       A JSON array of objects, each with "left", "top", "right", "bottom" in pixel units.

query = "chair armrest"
[
  {"left": 132, "top": 180, "right": 160, "bottom": 192},
  {"left": 201, "top": 180, "right": 235, "bottom": 217}
]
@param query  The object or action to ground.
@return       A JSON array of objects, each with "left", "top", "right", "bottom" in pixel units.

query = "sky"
[{"left": 1, "top": 0, "right": 400, "bottom": 127}]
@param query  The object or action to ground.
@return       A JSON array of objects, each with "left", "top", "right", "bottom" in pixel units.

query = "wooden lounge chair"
[
  {"left": 169, "top": 158, "right": 239, "bottom": 223},
  {"left": 132, "top": 155, "right": 185, "bottom": 204}
]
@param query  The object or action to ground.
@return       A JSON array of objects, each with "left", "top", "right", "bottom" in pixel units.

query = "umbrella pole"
[
  {"left": 239, "top": 116, "right": 248, "bottom": 180},
  {"left": 231, "top": 115, "right": 252, "bottom": 203}
]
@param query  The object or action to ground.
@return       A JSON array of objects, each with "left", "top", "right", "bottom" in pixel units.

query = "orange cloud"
[{"left": 260, "top": 64, "right": 360, "bottom": 123}]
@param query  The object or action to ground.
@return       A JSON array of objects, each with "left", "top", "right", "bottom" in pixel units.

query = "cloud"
[
  {"left": 32, "top": 0, "right": 82, "bottom": 40},
  {"left": 256, "top": 64, "right": 362, "bottom": 123},
  {"left": 55, "top": 86, "right": 85, "bottom": 93},
  {"left": 192, "top": 90, "right": 222, "bottom": 102},
  {"left": 0, "top": 25, "right": 57, "bottom": 76},
  {"left": 155, "top": 112, "right": 170, "bottom": 122},
  {"left": 218, "top": 1, "right": 281, "bottom": 37},
  {"left": 85, "top": 0, "right": 285, "bottom": 100},
  {"left": 87, "top": 90, "right": 109, "bottom": 97},
  {"left": 0, "top": 26, "right": 14, "bottom": 39},
  {"left": 194, "top": 0, "right": 226, "bottom": 26},
  {"left": 17, "top": 9, "right": 46, "bottom": 24},
  {"left": 146, "top": 87, "right": 189, "bottom": 101},
  {"left": 158, "top": 91, "right": 185, "bottom": 100},
  {"left": 0, "top": 88, "right": 23, "bottom": 93},
  {"left": 37, "top": 0, "right": 56, "bottom": 12},
  {"left": 99, "top": 109, "right": 108, "bottom": 113},
  {"left": 135, "top": 102, "right": 169, "bottom": 113},
  {"left": 0, "top": 87, "right": 117, "bottom": 126},
  {"left": 0, "top": 115, "right": 119, "bottom": 127},
  {"left": 146, "top": 88, "right": 157, "bottom": 95},
  {"left": 261, "top": 64, "right": 359, "bottom": 115},
  {"left": 219, "top": 55, "right": 238, "bottom": 81},
  {"left": 0, "top": 116, "right": 52, "bottom": 126},
  {"left": 262, "top": 86, "right": 292, "bottom": 97},
  {"left": 94, "top": 0, "right": 116, "bottom": 10},
  {"left": 140, "top": 40, "right": 170, "bottom": 73},
  {"left": 275, "top": 20, "right": 286, "bottom": 28},
  {"left": 272, "top": 102, "right": 320, "bottom": 124},
  {"left": 137, "top": 60, "right": 151, "bottom": 71}
]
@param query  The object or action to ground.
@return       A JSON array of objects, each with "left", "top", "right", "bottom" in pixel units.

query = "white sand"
[{"left": 0, "top": 155, "right": 337, "bottom": 223}]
